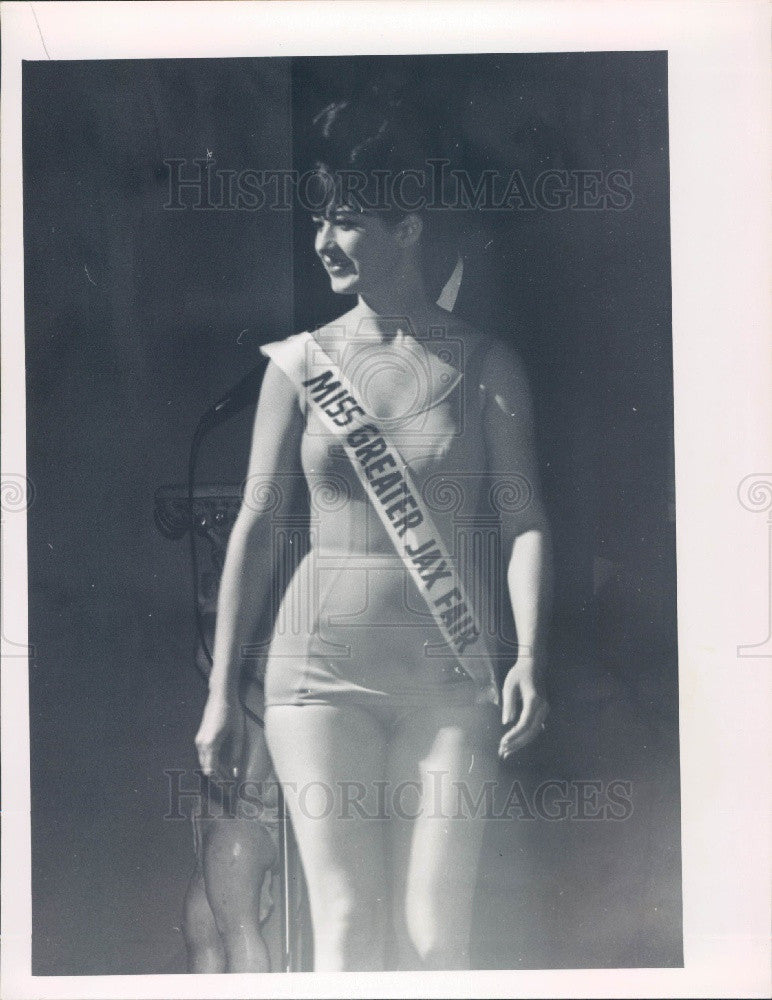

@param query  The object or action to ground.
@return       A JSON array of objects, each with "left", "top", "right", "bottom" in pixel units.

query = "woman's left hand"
[{"left": 498, "top": 662, "right": 549, "bottom": 759}]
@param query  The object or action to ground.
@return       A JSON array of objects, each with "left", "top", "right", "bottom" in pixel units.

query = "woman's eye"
[{"left": 311, "top": 215, "right": 359, "bottom": 232}]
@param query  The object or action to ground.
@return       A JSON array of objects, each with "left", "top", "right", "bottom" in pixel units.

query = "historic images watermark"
[
  {"left": 236, "top": 464, "right": 534, "bottom": 663},
  {"left": 296, "top": 323, "right": 470, "bottom": 437},
  {"left": 164, "top": 769, "right": 635, "bottom": 823},
  {"left": 737, "top": 474, "right": 772, "bottom": 657},
  {"left": 232, "top": 322, "right": 538, "bottom": 663},
  {"left": 163, "top": 158, "right": 635, "bottom": 214},
  {"left": 1, "top": 475, "right": 36, "bottom": 659}
]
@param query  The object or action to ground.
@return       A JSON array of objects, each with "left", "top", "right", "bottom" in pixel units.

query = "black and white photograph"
[{"left": 2, "top": 3, "right": 770, "bottom": 998}]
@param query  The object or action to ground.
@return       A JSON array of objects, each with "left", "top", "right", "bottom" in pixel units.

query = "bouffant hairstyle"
[{"left": 299, "top": 85, "right": 462, "bottom": 301}]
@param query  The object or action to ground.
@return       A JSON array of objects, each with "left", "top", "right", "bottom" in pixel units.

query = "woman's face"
[{"left": 312, "top": 206, "right": 409, "bottom": 297}]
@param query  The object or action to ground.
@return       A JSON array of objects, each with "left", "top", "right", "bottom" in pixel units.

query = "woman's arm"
[
  {"left": 479, "top": 337, "right": 553, "bottom": 758},
  {"left": 196, "top": 359, "right": 305, "bottom": 778}
]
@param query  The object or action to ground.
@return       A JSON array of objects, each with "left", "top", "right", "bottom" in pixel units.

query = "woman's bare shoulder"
[
  {"left": 431, "top": 310, "right": 522, "bottom": 370},
  {"left": 428, "top": 308, "right": 484, "bottom": 350}
]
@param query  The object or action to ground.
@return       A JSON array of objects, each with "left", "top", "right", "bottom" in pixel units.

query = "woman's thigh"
[
  {"left": 386, "top": 700, "right": 499, "bottom": 968},
  {"left": 264, "top": 703, "right": 390, "bottom": 966}
]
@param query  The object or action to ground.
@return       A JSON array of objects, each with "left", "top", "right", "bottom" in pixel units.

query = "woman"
[{"left": 196, "top": 92, "right": 552, "bottom": 971}]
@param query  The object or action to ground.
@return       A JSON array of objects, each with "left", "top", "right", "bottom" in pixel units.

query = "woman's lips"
[{"left": 322, "top": 254, "right": 355, "bottom": 275}]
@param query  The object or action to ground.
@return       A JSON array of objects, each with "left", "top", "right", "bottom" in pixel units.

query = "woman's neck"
[{"left": 354, "top": 270, "right": 436, "bottom": 343}]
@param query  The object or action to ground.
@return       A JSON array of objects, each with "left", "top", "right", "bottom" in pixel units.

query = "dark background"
[{"left": 24, "top": 53, "right": 680, "bottom": 974}]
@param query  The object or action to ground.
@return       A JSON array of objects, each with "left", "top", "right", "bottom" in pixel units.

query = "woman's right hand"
[{"left": 195, "top": 693, "right": 245, "bottom": 781}]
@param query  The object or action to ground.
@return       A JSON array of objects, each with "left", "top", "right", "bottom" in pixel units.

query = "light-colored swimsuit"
[{"left": 257, "top": 328, "right": 504, "bottom": 711}]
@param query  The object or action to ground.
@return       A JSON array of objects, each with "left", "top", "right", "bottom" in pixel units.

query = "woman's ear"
[{"left": 395, "top": 213, "right": 424, "bottom": 248}]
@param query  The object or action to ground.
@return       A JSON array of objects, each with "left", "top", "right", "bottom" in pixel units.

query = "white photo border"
[{"left": 2, "top": 2, "right": 770, "bottom": 998}]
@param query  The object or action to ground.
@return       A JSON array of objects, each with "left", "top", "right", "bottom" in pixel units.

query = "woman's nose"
[{"left": 315, "top": 222, "right": 335, "bottom": 253}]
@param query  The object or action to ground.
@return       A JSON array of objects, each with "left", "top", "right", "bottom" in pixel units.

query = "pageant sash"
[{"left": 280, "top": 332, "right": 500, "bottom": 706}]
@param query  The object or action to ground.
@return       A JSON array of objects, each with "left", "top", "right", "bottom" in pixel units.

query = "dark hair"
[{"left": 299, "top": 86, "right": 462, "bottom": 300}]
